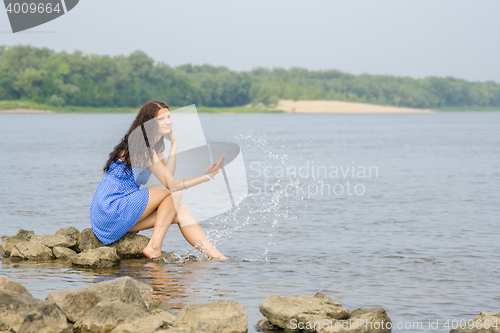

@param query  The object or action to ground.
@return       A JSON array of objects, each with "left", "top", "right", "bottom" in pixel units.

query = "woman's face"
[{"left": 156, "top": 108, "right": 172, "bottom": 137}]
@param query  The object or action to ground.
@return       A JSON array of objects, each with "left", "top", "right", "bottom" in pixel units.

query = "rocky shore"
[{"left": 1, "top": 229, "right": 498, "bottom": 333}]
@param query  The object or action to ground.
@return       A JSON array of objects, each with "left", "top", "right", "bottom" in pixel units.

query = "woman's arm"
[
  {"left": 165, "top": 139, "right": 177, "bottom": 176},
  {"left": 148, "top": 151, "right": 224, "bottom": 192}
]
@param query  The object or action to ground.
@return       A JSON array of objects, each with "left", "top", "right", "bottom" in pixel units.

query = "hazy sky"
[{"left": 1, "top": 0, "right": 499, "bottom": 82}]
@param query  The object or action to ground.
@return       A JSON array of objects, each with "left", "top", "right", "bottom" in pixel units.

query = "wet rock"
[
  {"left": 259, "top": 292, "right": 391, "bottom": 332},
  {"left": 173, "top": 300, "right": 248, "bottom": 333},
  {"left": 55, "top": 227, "right": 80, "bottom": 241},
  {"left": 151, "top": 251, "right": 183, "bottom": 264},
  {"left": 53, "top": 246, "right": 77, "bottom": 260},
  {"left": 76, "top": 228, "right": 149, "bottom": 258},
  {"left": 71, "top": 247, "right": 120, "bottom": 268},
  {"left": 256, "top": 318, "right": 280, "bottom": 331},
  {"left": 450, "top": 312, "right": 500, "bottom": 333},
  {"left": 0, "top": 229, "right": 35, "bottom": 256},
  {"left": 76, "top": 228, "right": 104, "bottom": 253},
  {"left": 0, "top": 290, "right": 70, "bottom": 333},
  {"left": 108, "top": 232, "right": 149, "bottom": 258},
  {"left": 0, "top": 276, "right": 33, "bottom": 297},
  {"left": 10, "top": 241, "right": 54, "bottom": 261},
  {"left": 46, "top": 276, "right": 154, "bottom": 323},
  {"left": 30, "top": 235, "right": 77, "bottom": 248},
  {"left": 259, "top": 292, "right": 349, "bottom": 330},
  {"left": 73, "top": 301, "right": 164, "bottom": 333}
]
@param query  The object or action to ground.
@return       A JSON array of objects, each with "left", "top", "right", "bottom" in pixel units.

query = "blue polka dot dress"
[{"left": 89, "top": 160, "right": 152, "bottom": 245}]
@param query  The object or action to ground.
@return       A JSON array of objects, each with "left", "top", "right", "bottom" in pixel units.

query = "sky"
[{"left": 1, "top": 0, "right": 499, "bottom": 83}]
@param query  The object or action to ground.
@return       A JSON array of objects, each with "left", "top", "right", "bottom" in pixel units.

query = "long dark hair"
[{"left": 103, "top": 100, "right": 170, "bottom": 175}]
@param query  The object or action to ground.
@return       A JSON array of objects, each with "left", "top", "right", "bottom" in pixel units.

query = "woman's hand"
[
  {"left": 163, "top": 128, "right": 177, "bottom": 143},
  {"left": 205, "top": 155, "right": 225, "bottom": 178}
]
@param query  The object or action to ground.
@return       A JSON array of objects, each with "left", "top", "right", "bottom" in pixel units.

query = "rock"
[
  {"left": 0, "top": 290, "right": 70, "bottom": 333},
  {"left": 10, "top": 241, "right": 54, "bottom": 261},
  {"left": 0, "top": 229, "right": 35, "bottom": 256},
  {"left": 46, "top": 276, "right": 154, "bottom": 323},
  {"left": 0, "top": 276, "right": 33, "bottom": 297},
  {"left": 30, "top": 235, "right": 77, "bottom": 248},
  {"left": 150, "top": 309, "right": 176, "bottom": 328},
  {"left": 76, "top": 228, "right": 149, "bottom": 258},
  {"left": 0, "top": 245, "right": 5, "bottom": 258},
  {"left": 55, "top": 227, "right": 80, "bottom": 241},
  {"left": 53, "top": 247, "right": 77, "bottom": 260},
  {"left": 151, "top": 251, "right": 183, "bottom": 264},
  {"left": 108, "top": 232, "right": 150, "bottom": 258},
  {"left": 71, "top": 247, "right": 120, "bottom": 268},
  {"left": 73, "top": 301, "right": 164, "bottom": 333},
  {"left": 450, "top": 312, "right": 500, "bottom": 333},
  {"left": 347, "top": 306, "right": 392, "bottom": 333},
  {"left": 256, "top": 318, "right": 280, "bottom": 331},
  {"left": 151, "top": 299, "right": 172, "bottom": 312},
  {"left": 173, "top": 300, "right": 248, "bottom": 333},
  {"left": 259, "top": 292, "right": 349, "bottom": 330},
  {"left": 76, "top": 228, "right": 104, "bottom": 253}
]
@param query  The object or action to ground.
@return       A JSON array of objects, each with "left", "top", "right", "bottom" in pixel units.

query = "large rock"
[
  {"left": 259, "top": 292, "right": 349, "bottom": 330},
  {"left": 157, "top": 328, "right": 208, "bottom": 333},
  {"left": 173, "top": 300, "right": 248, "bottom": 333},
  {"left": 0, "top": 276, "right": 33, "bottom": 297},
  {"left": 73, "top": 301, "right": 165, "bottom": 333},
  {"left": 450, "top": 312, "right": 500, "bottom": 333},
  {"left": 0, "top": 229, "right": 34, "bottom": 256},
  {"left": 53, "top": 246, "right": 77, "bottom": 260},
  {"left": 108, "top": 232, "right": 150, "bottom": 258},
  {"left": 76, "top": 228, "right": 105, "bottom": 253},
  {"left": 55, "top": 227, "right": 81, "bottom": 241},
  {"left": 30, "top": 235, "right": 77, "bottom": 248},
  {"left": 71, "top": 247, "right": 120, "bottom": 268},
  {"left": 0, "top": 290, "right": 70, "bottom": 333},
  {"left": 76, "top": 228, "right": 149, "bottom": 258},
  {"left": 46, "top": 276, "right": 154, "bottom": 323},
  {"left": 10, "top": 241, "right": 54, "bottom": 261},
  {"left": 259, "top": 292, "right": 391, "bottom": 333}
]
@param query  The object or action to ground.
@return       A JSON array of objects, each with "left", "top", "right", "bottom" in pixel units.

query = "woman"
[{"left": 89, "top": 100, "right": 228, "bottom": 260}]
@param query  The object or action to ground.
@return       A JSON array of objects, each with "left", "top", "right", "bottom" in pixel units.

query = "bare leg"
[
  {"left": 129, "top": 189, "right": 183, "bottom": 259},
  {"left": 173, "top": 204, "right": 228, "bottom": 260}
]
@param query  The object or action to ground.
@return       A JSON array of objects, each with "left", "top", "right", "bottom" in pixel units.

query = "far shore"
[
  {"left": 0, "top": 109, "right": 55, "bottom": 114},
  {"left": 272, "top": 99, "right": 434, "bottom": 114}
]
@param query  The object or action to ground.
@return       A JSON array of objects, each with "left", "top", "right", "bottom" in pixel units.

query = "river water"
[{"left": 1, "top": 112, "right": 499, "bottom": 332}]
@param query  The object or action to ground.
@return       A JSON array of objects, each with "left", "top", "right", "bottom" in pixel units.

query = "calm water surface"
[{"left": 1, "top": 112, "right": 499, "bottom": 332}]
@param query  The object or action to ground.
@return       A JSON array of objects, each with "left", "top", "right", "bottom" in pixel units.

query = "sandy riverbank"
[
  {"left": 273, "top": 99, "right": 434, "bottom": 113},
  {"left": 0, "top": 108, "right": 54, "bottom": 114}
]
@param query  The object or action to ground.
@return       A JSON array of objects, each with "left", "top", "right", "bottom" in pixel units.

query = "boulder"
[
  {"left": 108, "top": 232, "right": 150, "bottom": 258},
  {"left": 30, "top": 235, "right": 77, "bottom": 248},
  {"left": 76, "top": 228, "right": 104, "bottom": 253},
  {"left": 55, "top": 227, "right": 80, "bottom": 241},
  {"left": 46, "top": 276, "right": 154, "bottom": 323},
  {"left": 76, "top": 228, "right": 149, "bottom": 258},
  {"left": 73, "top": 301, "right": 164, "bottom": 333},
  {"left": 71, "top": 247, "right": 120, "bottom": 268},
  {"left": 0, "top": 276, "right": 33, "bottom": 297},
  {"left": 259, "top": 292, "right": 349, "bottom": 330},
  {"left": 173, "top": 300, "right": 248, "bottom": 333},
  {"left": 0, "top": 245, "right": 4, "bottom": 258},
  {"left": 0, "top": 290, "right": 70, "bottom": 333},
  {"left": 259, "top": 292, "right": 391, "bottom": 333},
  {"left": 0, "top": 229, "right": 34, "bottom": 256},
  {"left": 450, "top": 312, "right": 500, "bottom": 333},
  {"left": 53, "top": 247, "right": 77, "bottom": 260},
  {"left": 10, "top": 241, "right": 54, "bottom": 261}
]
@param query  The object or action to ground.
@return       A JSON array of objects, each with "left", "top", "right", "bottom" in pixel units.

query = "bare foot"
[{"left": 143, "top": 245, "right": 162, "bottom": 259}]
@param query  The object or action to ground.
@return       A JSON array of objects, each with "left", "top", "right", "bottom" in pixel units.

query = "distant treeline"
[{"left": 1, "top": 44, "right": 499, "bottom": 109}]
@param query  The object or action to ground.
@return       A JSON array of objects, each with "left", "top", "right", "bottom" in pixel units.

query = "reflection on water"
[{"left": 1, "top": 112, "right": 500, "bottom": 332}]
